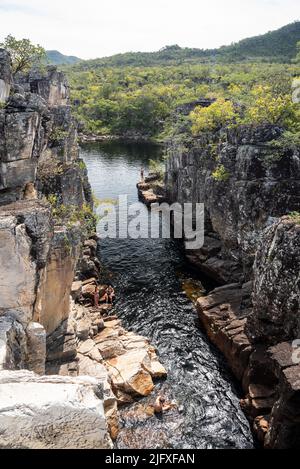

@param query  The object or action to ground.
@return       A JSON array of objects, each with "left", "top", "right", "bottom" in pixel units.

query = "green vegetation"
[
  {"left": 48, "top": 128, "right": 68, "bottom": 144},
  {"left": 47, "top": 194, "right": 99, "bottom": 237},
  {"left": 294, "top": 42, "right": 300, "bottom": 63},
  {"left": 66, "top": 61, "right": 300, "bottom": 140},
  {"left": 212, "top": 165, "right": 230, "bottom": 182},
  {"left": 149, "top": 159, "right": 165, "bottom": 178},
  {"left": 289, "top": 211, "right": 300, "bottom": 224},
  {"left": 0, "top": 35, "right": 45, "bottom": 74},
  {"left": 78, "top": 160, "right": 87, "bottom": 171},
  {"left": 241, "top": 85, "right": 299, "bottom": 127},
  {"left": 59, "top": 22, "right": 300, "bottom": 147},
  {"left": 190, "top": 98, "right": 237, "bottom": 134},
  {"left": 272, "top": 130, "right": 300, "bottom": 151}
]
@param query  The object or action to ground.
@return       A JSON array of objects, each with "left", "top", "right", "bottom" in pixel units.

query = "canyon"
[{"left": 0, "top": 46, "right": 299, "bottom": 449}]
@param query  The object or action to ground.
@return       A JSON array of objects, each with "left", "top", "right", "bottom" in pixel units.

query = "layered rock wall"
[
  {"left": 165, "top": 104, "right": 300, "bottom": 448},
  {"left": 165, "top": 124, "right": 300, "bottom": 281},
  {"left": 0, "top": 51, "right": 113, "bottom": 448}
]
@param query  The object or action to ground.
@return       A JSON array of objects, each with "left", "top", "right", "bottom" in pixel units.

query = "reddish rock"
[{"left": 197, "top": 283, "right": 253, "bottom": 385}]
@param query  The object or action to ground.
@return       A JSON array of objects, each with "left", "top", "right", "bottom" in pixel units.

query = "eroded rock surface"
[
  {"left": 165, "top": 123, "right": 300, "bottom": 281},
  {"left": 0, "top": 370, "right": 113, "bottom": 449},
  {"left": 247, "top": 218, "right": 300, "bottom": 345},
  {"left": 0, "top": 51, "right": 117, "bottom": 449},
  {"left": 196, "top": 216, "right": 300, "bottom": 448}
]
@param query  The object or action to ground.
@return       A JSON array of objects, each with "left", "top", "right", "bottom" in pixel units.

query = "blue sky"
[{"left": 0, "top": 0, "right": 299, "bottom": 59}]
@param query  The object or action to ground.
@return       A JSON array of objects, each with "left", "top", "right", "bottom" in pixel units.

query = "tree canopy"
[{"left": 0, "top": 35, "right": 45, "bottom": 74}]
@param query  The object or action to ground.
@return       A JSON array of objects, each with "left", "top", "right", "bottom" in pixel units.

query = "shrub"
[
  {"left": 242, "top": 85, "right": 298, "bottom": 128},
  {"left": 212, "top": 164, "right": 230, "bottom": 181},
  {"left": 49, "top": 128, "right": 68, "bottom": 144},
  {"left": 271, "top": 130, "right": 300, "bottom": 152},
  {"left": 190, "top": 98, "right": 237, "bottom": 134},
  {"left": 289, "top": 211, "right": 300, "bottom": 224},
  {"left": 149, "top": 159, "right": 165, "bottom": 178},
  {"left": 47, "top": 195, "right": 99, "bottom": 237},
  {"left": 78, "top": 160, "right": 87, "bottom": 171}
]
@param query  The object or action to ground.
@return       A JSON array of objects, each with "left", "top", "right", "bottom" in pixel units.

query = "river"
[{"left": 80, "top": 141, "right": 254, "bottom": 450}]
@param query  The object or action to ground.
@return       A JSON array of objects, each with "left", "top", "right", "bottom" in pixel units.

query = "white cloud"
[{"left": 0, "top": 0, "right": 299, "bottom": 59}]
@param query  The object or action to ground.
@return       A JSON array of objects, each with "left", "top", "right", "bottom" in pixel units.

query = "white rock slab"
[{"left": 0, "top": 370, "right": 113, "bottom": 449}]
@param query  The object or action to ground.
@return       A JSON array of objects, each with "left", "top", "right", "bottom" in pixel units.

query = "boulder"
[
  {"left": 84, "top": 239, "right": 98, "bottom": 256},
  {"left": 106, "top": 349, "right": 155, "bottom": 398},
  {"left": 71, "top": 281, "right": 82, "bottom": 301},
  {"left": 253, "top": 415, "right": 270, "bottom": 444},
  {"left": 0, "top": 370, "right": 112, "bottom": 449},
  {"left": 82, "top": 283, "right": 97, "bottom": 299},
  {"left": 265, "top": 361, "right": 300, "bottom": 449}
]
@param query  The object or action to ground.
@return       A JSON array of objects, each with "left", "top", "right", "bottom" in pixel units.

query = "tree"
[
  {"left": 243, "top": 85, "right": 296, "bottom": 127},
  {"left": 0, "top": 35, "right": 45, "bottom": 74},
  {"left": 190, "top": 98, "right": 237, "bottom": 134}
]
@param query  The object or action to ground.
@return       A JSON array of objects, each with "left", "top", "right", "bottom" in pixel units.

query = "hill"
[
  {"left": 46, "top": 50, "right": 81, "bottom": 65},
  {"left": 72, "top": 21, "right": 300, "bottom": 70}
]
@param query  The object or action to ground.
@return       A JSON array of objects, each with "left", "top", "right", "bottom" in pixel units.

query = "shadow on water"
[{"left": 80, "top": 141, "right": 254, "bottom": 450}]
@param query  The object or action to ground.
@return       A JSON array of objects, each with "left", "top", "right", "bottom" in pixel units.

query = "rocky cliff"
[
  {"left": 166, "top": 124, "right": 300, "bottom": 282},
  {"left": 0, "top": 50, "right": 167, "bottom": 449},
  {"left": 0, "top": 50, "right": 113, "bottom": 448},
  {"left": 165, "top": 105, "right": 300, "bottom": 448}
]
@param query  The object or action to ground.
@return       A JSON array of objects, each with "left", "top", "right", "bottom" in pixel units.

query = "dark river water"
[{"left": 80, "top": 141, "right": 254, "bottom": 450}]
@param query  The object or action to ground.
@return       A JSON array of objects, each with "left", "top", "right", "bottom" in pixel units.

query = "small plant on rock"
[
  {"left": 212, "top": 164, "right": 230, "bottom": 182},
  {"left": 289, "top": 211, "right": 300, "bottom": 224}
]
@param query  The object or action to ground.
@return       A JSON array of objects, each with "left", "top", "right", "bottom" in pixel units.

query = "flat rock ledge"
[
  {"left": 0, "top": 370, "right": 113, "bottom": 449},
  {"left": 137, "top": 173, "right": 165, "bottom": 207}
]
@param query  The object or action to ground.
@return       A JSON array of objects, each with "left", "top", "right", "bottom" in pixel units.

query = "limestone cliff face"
[
  {"left": 0, "top": 51, "right": 114, "bottom": 448},
  {"left": 0, "top": 51, "right": 91, "bottom": 342},
  {"left": 0, "top": 50, "right": 12, "bottom": 103},
  {"left": 166, "top": 104, "right": 300, "bottom": 448},
  {"left": 249, "top": 218, "right": 300, "bottom": 448},
  {"left": 247, "top": 218, "right": 300, "bottom": 346},
  {"left": 165, "top": 124, "right": 300, "bottom": 282},
  {"left": 0, "top": 371, "right": 113, "bottom": 449}
]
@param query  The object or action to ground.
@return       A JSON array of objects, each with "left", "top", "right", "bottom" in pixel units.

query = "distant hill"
[
  {"left": 46, "top": 50, "right": 81, "bottom": 65},
  {"left": 72, "top": 21, "right": 300, "bottom": 70},
  {"left": 218, "top": 21, "right": 300, "bottom": 62}
]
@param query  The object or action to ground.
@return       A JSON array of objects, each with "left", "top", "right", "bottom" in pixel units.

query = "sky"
[{"left": 0, "top": 0, "right": 299, "bottom": 59}]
